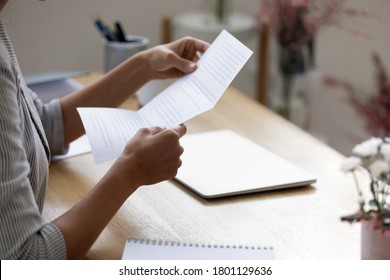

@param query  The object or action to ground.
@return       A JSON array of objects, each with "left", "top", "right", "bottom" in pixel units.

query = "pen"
[
  {"left": 114, "top": 20, "right": 141, "bottom": 43},
  {"left": 94, "top": 17, "right": 115, "bottom": 41},
  {"left": 114, "top": 21, "right": 127, "bottom": 42}
]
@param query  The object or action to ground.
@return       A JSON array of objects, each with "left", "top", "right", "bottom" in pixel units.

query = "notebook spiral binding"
[{"left": 129, "top": 238, "right": 273, "bottom": 251}]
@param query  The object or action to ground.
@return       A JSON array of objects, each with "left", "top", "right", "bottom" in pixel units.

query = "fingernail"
[{"left": 187, "top": 62, "right": 197, "bottom": 72}]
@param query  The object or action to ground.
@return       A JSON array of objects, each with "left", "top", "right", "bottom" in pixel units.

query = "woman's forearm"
[
  {"left": 51, "top": 125, "right": 185, "bottom": 259},
  {"left": 52, "top": 157, "right": 138, "bottom": 259},
  {"left": 60, "top": 51, "right": 150, "bottom": 145}
]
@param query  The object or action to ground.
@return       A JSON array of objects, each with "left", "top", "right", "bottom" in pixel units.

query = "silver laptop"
[{"left": 175, "top": 130, "right": 316, "bottom": 198}]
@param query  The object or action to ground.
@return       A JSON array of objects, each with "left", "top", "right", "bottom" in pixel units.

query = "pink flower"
[
  {"left": 382, "top": 230, "right": 390, "bottom": 238},
  {"left": 259, "top": 0, "right": 368, "bottom": 48}
]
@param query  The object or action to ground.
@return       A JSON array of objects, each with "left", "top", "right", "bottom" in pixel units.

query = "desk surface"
[{"left": 43, "top": 73, "right": 364, "bottom": 259}]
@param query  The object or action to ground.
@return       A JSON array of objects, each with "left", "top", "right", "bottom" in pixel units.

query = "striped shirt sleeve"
[
  {"left": 0, "top": 57, "right": 67, "bottom": 260},
  {"left": 29, "top": 91, "right": 69, "bottom": 156}
]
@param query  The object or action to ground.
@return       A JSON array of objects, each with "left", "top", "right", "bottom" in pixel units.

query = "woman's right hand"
[
  {"left": 114, "top": 124, "right": 186, "bottom": 190},
  {"left": 51, "top": 124, "right": 186, "bottom": 259}
]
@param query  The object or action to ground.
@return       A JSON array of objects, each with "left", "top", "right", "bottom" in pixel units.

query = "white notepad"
[
  {"left": 122, "top": 239, "right": 274, "bottom": 260},
  {"left": 175, "top": 130, "right": 316, "bottom": 198}
]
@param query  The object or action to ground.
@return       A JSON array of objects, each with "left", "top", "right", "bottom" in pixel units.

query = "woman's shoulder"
[
  {"left": 0, "top": 27, "right": 17, "bottom": 71},
  {"left": 0, "top": 42, "right": 18, "bottom": 88},
  {"left": 0, "top": 43, "right": 11, "bottom": 67},
  {"left": 0, "top": 42, "right": 20, "bottom": 109},
  {"left": 0, "top": 43, "right": 15, "bottom": 77},
  {"left": 0, "top": 21, "right": 14, "bottom": 64}
]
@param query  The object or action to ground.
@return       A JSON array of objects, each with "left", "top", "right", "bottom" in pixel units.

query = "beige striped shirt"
[{"left": 0, "top": 20, "right": 67, "bottom": 259}]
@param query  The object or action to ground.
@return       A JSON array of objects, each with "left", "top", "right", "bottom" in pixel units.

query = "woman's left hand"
[{"left": 144, "top": 37, "right": 209, "bottom": 80}]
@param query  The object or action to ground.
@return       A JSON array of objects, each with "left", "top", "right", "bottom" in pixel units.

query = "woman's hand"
[
  {"left": 144, "top": 37, "right": 209, "bottom": 80},
  {"left": 114, "top": 124, "right": 187, "bottom": 190},
  {"left": 53, "top": 124, "right": 186, "bottom": 259}
]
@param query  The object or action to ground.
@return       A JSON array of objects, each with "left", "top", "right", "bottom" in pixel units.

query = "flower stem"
[
  {"left": 370, "top": 179, "right": 383, "bottom": 218},
  {"left": 352, "top": 172, "right": 365, "bottom": 211},
  {"left": 282, "top": 73, "right": 293, "bottom": 119}
]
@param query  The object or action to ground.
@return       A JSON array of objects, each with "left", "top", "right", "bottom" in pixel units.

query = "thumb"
[
  {"left": 172, "top": 124, "right": 187, "bottom": 138},
  {"left": 170, "top": 55, "right": 197, "bottom": 74}
]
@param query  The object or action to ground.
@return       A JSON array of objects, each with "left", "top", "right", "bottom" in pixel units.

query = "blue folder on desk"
[
  {"left": 175, "top": 130, "right": 317, "bottom": 198},
  {"left": 25, "top": 71, "right": 87, "bottom": 86},
  {"left": 25, "top": 71, "right": 87, "bottom": 103}
]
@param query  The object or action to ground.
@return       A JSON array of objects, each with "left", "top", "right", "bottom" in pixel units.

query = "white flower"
[
  {"left": 380, "top": 143, "right": 390, "bottom": 161},
  {"left": 369, "top": 159, "right": 390, "bottom": 178},
  {"left": 341, "top": 156, "right": 362, "bottom": 172},
  {"left": 352, "top": 137, "right": 383, "bottom": 157}
]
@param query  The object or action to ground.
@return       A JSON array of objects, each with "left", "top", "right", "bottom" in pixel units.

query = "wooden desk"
[{"left": 43, "top": 73, "right": 364, "bottom": 259}]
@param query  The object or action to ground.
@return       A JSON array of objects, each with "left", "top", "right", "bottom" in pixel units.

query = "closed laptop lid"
[{"left": 175, "top": 130, "right": 316, "bottom": 198}]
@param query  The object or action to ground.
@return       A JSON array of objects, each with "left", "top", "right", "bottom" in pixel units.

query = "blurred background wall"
[
  {"left": 2, "top": 0, "right": 390, "bottom": 155},
  {"left": 2, "top": 0, "right": 256, "bottom": 74}
]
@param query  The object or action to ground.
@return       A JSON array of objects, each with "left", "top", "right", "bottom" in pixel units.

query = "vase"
[
  {"left": 274, "top": 40, "right": 316, "bottom": 128},
  {"left": 202, "top": 0, "right": 232, "bottom": 24},
  {"left": 361, "top": 221, "right": 390, "bottom": 259}
]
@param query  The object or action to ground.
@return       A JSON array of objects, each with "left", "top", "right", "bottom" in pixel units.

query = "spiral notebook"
[{"left": 121, "top": 239, "right": 274, "bottom": 260}]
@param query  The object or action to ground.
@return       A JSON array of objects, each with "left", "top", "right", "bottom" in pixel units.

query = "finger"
[
  {"left": 172, "top": 124, "right": 187, "bottom": 138},
  {"left": 194, "top": 39, "right": 209, "bottom": 53},
  {"left": 192, "top": 51, "right": 203, "bottom": 63},
  {"left": 161, "top": 68, "right": 187, "bottom": 79},
  {"left": 181, "top": 38, "right": 208, "bottom": 65},
  {"left": 170, "top": 55, "right": 197, "bottom": 74},
  {"left": 185, "top": 37, "right": 209, "bottom": 53},
  {"left": 142, "top": 126, "right": 165, "bottom": 136},
  {"left": 181, "top": 39, "right": 209, "bottom": 71}
]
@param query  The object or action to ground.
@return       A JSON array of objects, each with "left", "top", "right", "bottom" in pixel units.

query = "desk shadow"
[{"left": 171, "top": 180, "right": 316, "bottom": 206}]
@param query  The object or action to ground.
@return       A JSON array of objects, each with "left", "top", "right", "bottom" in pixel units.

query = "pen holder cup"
[{"left": 103, "top": 35, "right": 149, "bottom": 73}]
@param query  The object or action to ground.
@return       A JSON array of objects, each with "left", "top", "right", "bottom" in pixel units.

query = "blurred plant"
[
  {"left": 324, "top": 52, "right": 390, "bottom": 138},
  {"left": 341, "top": 137, "right": 390, "bottom": 235},
  {"left": 216, "top": 0, "right": 229, "bottom": 23},
  {"left": 259, "top": 0, "right": 370, "bottom": 48},
  {"left": 203, "top": 0, "right": 231, "bottom": 24},
  {"left": 259, "top": 0, "right": 370, "bottom": 119}
]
